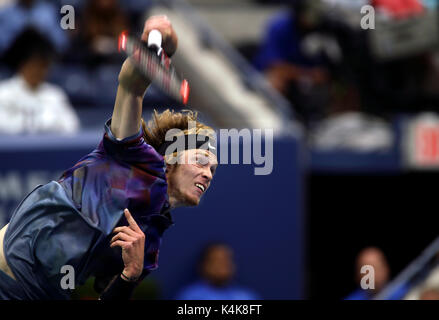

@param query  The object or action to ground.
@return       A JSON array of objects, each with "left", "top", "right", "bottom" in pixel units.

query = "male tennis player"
[{"left": 0, "top": 15, "right": 218, "bottom": 300}]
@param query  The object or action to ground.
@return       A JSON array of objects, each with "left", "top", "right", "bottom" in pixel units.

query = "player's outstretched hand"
[
  {"left": 141, "top": 15, "right": 178, "bottom": 57},
  {"left": 118, "top": 15, "right": 178, "bottom": 96},
  {"left": 110, "top": 208, "right": 145, "bottom": 280}
]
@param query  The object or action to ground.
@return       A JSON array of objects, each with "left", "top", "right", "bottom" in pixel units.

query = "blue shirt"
[
  {"left": 345, "top": 288, "right": 374, "bottom": 300},
  {"left": 345, "top": 283, "right": 410, "bottom": 300},
  {"left": 176, "top": 280, "right": 260, "bottom": 300},
  {"left": 254, "top": 12, "right": 323, "bottom": 71}
]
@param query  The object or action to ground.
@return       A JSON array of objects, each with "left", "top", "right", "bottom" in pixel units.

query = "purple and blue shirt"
[{"left": 1, "top": 120, "right": 173, "bottom": 299}]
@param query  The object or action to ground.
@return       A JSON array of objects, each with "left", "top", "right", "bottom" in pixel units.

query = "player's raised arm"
[{"left": 110, "top": 15, "right": 178, "bottom": 140}]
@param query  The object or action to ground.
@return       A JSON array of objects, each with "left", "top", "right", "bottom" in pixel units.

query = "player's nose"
[{"left": 201, "top": 167, "right": 212, "bottom": 183}]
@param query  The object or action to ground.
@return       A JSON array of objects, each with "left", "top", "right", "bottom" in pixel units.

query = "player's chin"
[{"left": 184, "top": 192, "right": 200, "bottom": 207}]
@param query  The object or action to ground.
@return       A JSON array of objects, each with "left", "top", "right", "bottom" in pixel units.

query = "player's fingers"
[
  {"left": 141, "top": 15, "right": 177, "bottom": 56},
  {"left": 124, "top": 209, "right": 142, "bottom": 233},
  {"left": 111, "top": 232, "right": 136, "bottom": 244},
  {"left": 113, "top": 226, "right": 137, "bottom": 237},
  {"left": 110, "top": 240, "right": 131, "bottom": 249},
  {"left": 141, "top": 15, "right": 172, "bottom": 41}
]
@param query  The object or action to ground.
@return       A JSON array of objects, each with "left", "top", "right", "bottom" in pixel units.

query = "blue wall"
[{"left": 154, "top": 137, "right": 305, "bottom": 299}]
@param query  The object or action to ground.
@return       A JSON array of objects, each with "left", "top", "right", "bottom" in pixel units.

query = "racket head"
[{"left": 118, "top": 32, "right": 190, "bottom": 105}]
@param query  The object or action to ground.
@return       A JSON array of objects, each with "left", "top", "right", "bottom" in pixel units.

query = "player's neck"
[{"left": 168, "top": 195, "right": 183, "bottom": 209}]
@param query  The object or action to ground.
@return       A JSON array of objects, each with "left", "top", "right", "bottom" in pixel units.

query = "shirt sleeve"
[
  {"left": 99, "top": 119, "right": 165, "bottom": 185},
  {"left": 104, "top": 118, "right": 144, "bottom": 144},
  {"left": 101, "top": 119, "right": 165, "bottom": 167}
]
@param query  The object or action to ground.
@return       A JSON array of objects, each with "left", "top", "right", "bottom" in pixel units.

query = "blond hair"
[{"left": 142, "top": 109, "right": 215, "bottom": 160}]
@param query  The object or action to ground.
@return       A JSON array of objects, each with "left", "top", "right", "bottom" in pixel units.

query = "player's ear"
[{"left": 165, "top": 163, "right": 176, "bottom": 175}]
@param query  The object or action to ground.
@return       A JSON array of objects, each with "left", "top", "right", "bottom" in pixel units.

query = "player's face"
[{"left": 166, "top": 149, "right": 218, "bottom": 207}]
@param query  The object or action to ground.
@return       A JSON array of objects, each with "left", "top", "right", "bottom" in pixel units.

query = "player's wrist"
[
  {"left": 118, "top": 59, "right": 151, "bottom": 97},
  {"left": 118, "top": 82, "right": 149, "bottom": 99},
  {"left": 121, "top": 271, "right": 140, "bottom": 282},
  {"left": 122, "top": 266, "right": 142, "bottom": 281}
]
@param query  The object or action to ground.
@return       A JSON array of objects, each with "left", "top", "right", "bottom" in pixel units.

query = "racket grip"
[{"left": 148, "top": 29, "right": 162, "bottom": 55}]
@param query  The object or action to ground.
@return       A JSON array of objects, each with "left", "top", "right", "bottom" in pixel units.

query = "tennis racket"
[{"left": 118, "top": 30, "right": 190, "bottom": 105}]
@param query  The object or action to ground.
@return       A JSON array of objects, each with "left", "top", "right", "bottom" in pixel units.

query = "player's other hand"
[
  {"left": 110, "top": 208, "right": 145, "bottom": 279},
  {"left": 141, "top": 15, "right": 178, "bottom": 57}
]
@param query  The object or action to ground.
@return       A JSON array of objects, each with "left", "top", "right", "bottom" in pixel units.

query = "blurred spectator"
[
  {"left": 253, "top": 0, "right": 378, "bottom": 128},
  {"left": 0, "top": 0, "right": 68, "bottom": 54},
  {"left": 0, "top": 28, "right": 80, "bottom": 134},
  {"left": 256, "top": 0, "right": 439, "bottom": 127},
  {"left": 175, "top": 243, "right": 260, "bottom": 300},
  {"left": 345, "top": 247, "right": 391, "bottom": 300},
  {"left": 73, "top": 0, "right": 129, "bottom": 66},
  {"left": 254, "top": 0, "right": 342, "bottom": 125},
  {"left": 359, "top": 1, "right": 439, "bottom": 115}
]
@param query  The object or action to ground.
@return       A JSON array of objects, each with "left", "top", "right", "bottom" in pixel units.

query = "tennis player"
[{"left": 0, "top": 15, "right": 218, "bottom": 300}]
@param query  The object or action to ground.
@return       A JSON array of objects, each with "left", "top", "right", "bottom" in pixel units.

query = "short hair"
[
  {"left": 3, "top": 27, "right": 56, "bottom": 70},
  {"left": 142, "top": 109, "right": 215, "bottom": 161}
]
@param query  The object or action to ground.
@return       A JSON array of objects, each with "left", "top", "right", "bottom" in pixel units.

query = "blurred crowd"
[
  {"left": 0, "top": 0, "right": 153, "bottom": 134},
  {"left": 1, "top": 0, "right": 439, "bottom": 142},
  {"left": 175, "top": 243, "right": 259, "bottom": 300},
  {"left": 254, "top": 0, "right": 439, "bottom": 151},
  {"left": 2, "top": 0, "right": 439, "bottom": 300},
  {"left": 345, "top": 246, "right": 439, "bottom": 300}
]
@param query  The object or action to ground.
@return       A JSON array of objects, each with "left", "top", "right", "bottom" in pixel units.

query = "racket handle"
[{"left": 147, "top": 29, "right": 162, "bottom": 55}]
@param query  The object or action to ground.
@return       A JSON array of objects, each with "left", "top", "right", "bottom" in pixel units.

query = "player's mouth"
[{"left": 194, "top": 183, "right": 206, "bottom": 195}]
